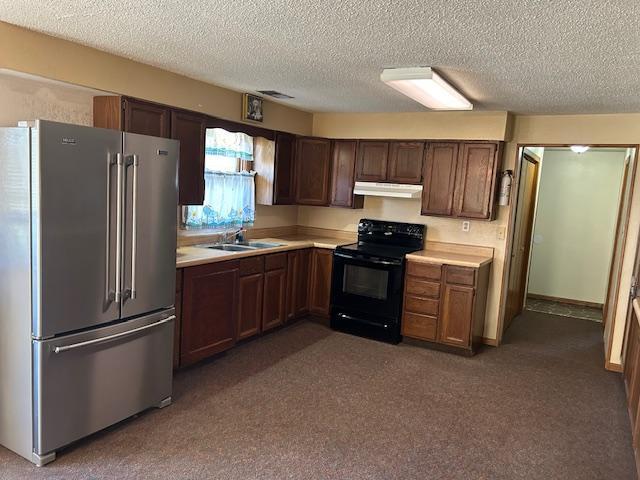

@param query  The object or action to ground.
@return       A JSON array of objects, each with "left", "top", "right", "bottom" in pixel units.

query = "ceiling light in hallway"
[{"left": 570, "top": 145, "right": 590, "bottom": 153}]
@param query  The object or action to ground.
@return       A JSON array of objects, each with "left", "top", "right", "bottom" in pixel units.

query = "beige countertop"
[
  {"left": 406, "top": 242, "right": 494, "bottom": 268},
  {"left": 176, "top": 235, "right": 354, "bottom": 268}
]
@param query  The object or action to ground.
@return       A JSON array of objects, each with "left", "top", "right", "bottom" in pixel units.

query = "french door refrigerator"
[{"left": 0, "top": 120, "right": 178, "bottom": 466}]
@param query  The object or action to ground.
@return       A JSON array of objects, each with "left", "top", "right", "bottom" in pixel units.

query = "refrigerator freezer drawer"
[{"left": 33, "top": 310, "right": 174, "bottom": 456}]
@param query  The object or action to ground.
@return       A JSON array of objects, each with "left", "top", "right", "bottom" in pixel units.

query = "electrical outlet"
[
  {"left": 462, "top": 221, "right": 470, "bottom": 232},
  {"left": 497, "top": 226, "right": 506, "bottom": 240}
]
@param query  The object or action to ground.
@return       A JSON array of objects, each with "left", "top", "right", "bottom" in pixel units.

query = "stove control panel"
[{"left": 357, "top": 219, "right": 425, "bottom": 248}]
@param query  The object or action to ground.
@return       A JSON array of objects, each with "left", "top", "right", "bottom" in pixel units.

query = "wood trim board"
[{"left": 527, "top": 293, "right": 604, "bottom": 310}]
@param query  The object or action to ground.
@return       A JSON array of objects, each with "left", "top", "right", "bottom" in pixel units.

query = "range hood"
[{"left": 353, "top": 181, "right": 423, "bottom": 199}]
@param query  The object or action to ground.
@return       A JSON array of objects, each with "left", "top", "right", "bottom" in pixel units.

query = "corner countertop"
[
  {"left": 405, "top": 242, "right": 494, "bottom": 268},
  {"left": 176, "top": 235, "right": 354, "bottom": 268}
]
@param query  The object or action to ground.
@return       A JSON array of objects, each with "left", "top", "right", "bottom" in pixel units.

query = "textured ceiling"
[{"left": 1, "top": 0, "right": 639, "bottom": 114}]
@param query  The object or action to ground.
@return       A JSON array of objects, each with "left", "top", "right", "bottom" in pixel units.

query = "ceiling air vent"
[{"left": 257, "top": 90, "right": 294, "bottom": 99}]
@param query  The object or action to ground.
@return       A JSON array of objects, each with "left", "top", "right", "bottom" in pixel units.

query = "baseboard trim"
[
  {"left": 481, "top": 337, "right": 499, "bottom": 347},
  {"left": 605, "top": 360, "right": 623, "bottom": 373},
  {"left": 527, "top": 293, "right": 603, "bottom": 310}
]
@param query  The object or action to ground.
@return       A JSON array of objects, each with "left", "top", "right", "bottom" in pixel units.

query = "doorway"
[{"left": 503, "top": 145, "right": 637, "bottom": 338}]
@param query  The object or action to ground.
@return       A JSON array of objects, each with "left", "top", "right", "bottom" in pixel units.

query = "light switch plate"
[
  {"left": 497, "top": 226, "right": 506, "bottom": 240},
  {"left": 462, "top": 221, "right": 470, "bottom": 232}
]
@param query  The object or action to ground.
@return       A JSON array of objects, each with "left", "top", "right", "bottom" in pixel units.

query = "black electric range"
[{"left": 330, "top": 219, "right": 425, "bottom": 343}]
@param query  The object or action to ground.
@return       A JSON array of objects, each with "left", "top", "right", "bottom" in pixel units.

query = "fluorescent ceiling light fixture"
[
  {"left": 380, "top": 67, "right": 473, "bottom": 110},
  {"left": 570, "top": 145, "right": 590, "bottom": 154}
]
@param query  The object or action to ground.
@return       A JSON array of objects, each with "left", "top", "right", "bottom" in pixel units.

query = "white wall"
[{"left": 527, "top": 149, "right": 627, "bottom": 304}]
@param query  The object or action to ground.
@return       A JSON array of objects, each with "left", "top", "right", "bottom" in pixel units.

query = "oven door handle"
[{"left": 333, "top": 252, "right": 401, "bottom": 266}]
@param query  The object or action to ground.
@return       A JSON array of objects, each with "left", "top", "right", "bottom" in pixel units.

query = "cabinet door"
[
  {"left": 123, "top": 98, "right": 170, "bottom": 138},
  {"left": 388, "top": 141, "right": 424, "bottom": 184},
  {"left": 286, "top": 249, "right": 311, "bottom": 321},
  {"left": 439, "top": 283, "right": 474, "bottom": 348},
  {"left": 181, "top": 261, "right": 239, "bottom": 366},
  {"left": 309, "top": 248, "right": 333, "bottom": 316},
  {"left": 330, "top": 140, "right": 363, "bottom": 208},
  {"left": 454, "top": 143, "right": 498, "bottom": 219},
  {"left": 171, "top": 111, "right": 206, "bottom": 206},
  {"left": 93, "top": 96, "right": 123, "bottom": 130},
  {"left": 274, "top": 132, "right": 296, "bottom": 205},
  {"left": 356, "top": 141, "right": 389, "bottom": 182},
  {"left": 286, "top": 251, "right": 299, "bottom": 321},
  {"left": 263, "top": 268, "right": 287, "bottom": 331},
  {"left": 238, "top": 273, "right": 264, "bottom": 340},
  {"left": 294, "top": 249, "right": 311, "bottom": 317},
  {"left": 295, "top": 137, "right": 332, "bottom": 206},
  {"left": 421, "top": 142, "right": 459, "bottom": 216}
]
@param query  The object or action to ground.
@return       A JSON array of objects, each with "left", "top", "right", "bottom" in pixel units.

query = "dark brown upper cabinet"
[
  {"left": 294, "top": 137, "right": 332, "bottom": 206},
  {"left": 123, "top": 98, "right": 171, "bottom": 138},
  {"left": 422, "top": 142, "right": 500, "bottom": 220},
  {"left": 388, "top": 141, "right": 424, "bottom": 184},
  {"left": 356, "top": 141, "right": 389, "bottom": 182},
  {"left": 170, "top": 110, "right": 206, "bottom": 205},
  {"left": 95, "top": 95, "right": 170, "bottom": 137},
  {"left": 274, "top": 132, "right": 297, "bottom": 204},
  {"left": 454, "top": 143, "right": 499, "bottom": 219},
  {"left": 422, "top": 143, "right": 459, "bottom": 216},
  {"left": 94, "top": 96, "right": 203, "bottom": 206},
  {"left": 330, "top": 140, "right": 364, "bottom": 209},
  {"left": 356, "top": 140, "right": 424, "bottom": 184},
  {"left": 254, "top": 133, "right": 298, "bottom": 206}
]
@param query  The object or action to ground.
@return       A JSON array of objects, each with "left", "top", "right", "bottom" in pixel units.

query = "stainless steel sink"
[
  {"left": 247, "top": 241, "right": 284, "bottom": 248},
  {"left": 198, "top": 241, "right": 284, "bottom": 251},
  {"left": 206, "top": 244, "right": 257, "bottom": 251}
]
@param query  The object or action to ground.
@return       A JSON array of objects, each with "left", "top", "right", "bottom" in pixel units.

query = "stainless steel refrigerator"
[{"left": 0, "top": 120, "right": 178, "bottom": 466}]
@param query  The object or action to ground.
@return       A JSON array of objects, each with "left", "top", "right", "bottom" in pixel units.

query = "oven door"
[{"left": 331, "top": 251, "right": 404, "bottom": 319}]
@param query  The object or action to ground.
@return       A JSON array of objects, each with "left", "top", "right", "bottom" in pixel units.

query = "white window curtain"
[
  {"left": 182, "top": 128, "right": 256, "bottom": 230},
  {"left": 205, "top": 128, "right": 253, "bottom": 167}
]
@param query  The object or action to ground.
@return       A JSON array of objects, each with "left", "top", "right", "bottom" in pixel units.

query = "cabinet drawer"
[
  {"left": 239, "top": 256, "right": 264, "bottom": 276},
  {"left": 445, "top": 266, "right": 476, "bottom": 286},
  {"left": 406, "top": 278, "right": 440, "bottom": 298},
  {"left": 405, "top": 295, "right": 439, "bottom": 316},
  {"left": 402, "top": 312, "right": 437, "bottom": 341},
  {"left": 265, "top": 252, "right": 287, "bottom": 271},
  {"left": 406, "top": 262, "right": 442, "bottom": 281}
]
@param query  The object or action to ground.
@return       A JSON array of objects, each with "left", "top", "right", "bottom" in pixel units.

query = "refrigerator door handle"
[
  {"left": 114, "top": 153, "right": 124, "bottom": 303},
  {"left": 105, "top": 154, "right": 116, "bottom": 303},
  {"left": 128, "top": 154, "right": 139, "bottom": 300},
  {"left": 52, "top": 315, "right": 175, "bottom": 354}
]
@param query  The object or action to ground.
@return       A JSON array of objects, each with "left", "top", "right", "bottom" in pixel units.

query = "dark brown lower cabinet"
[
  {"left": 180, "top": 260, "right": 239, "bottom": 366},
  {"left": 238, "top": 273, "right": 264, "bottom": 340},
  {"left": 177, "top": 247, "right": 333, "bottom": 367},
  {"left": 263, "top": 267, "right": 287, "bottom": 331},
  {"left": 286, "top": 248, "right": 311, "bottom": 321},
  {"left": 402, "top": 260, "right": 490, "bottom": 354},
  {"left": 439, "top": 284, "right": 474, "bottom": 347},
  {"left": 309, "top": 248, "right": 334, "bottom": 317}
]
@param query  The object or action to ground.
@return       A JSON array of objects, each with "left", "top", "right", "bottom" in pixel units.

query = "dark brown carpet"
[{"left": 0, "top": 311, "right": 635, "bottom": 479}]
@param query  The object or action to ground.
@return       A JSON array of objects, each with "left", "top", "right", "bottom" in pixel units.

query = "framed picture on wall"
[{"left": 242, "top": 93, "right": 264, "bottom": 123}]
